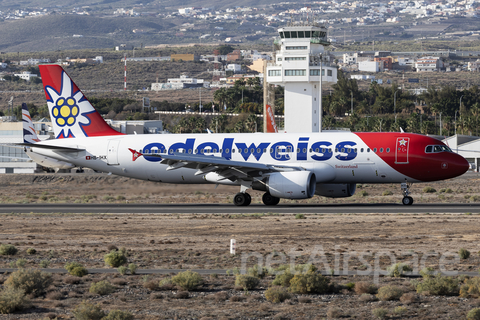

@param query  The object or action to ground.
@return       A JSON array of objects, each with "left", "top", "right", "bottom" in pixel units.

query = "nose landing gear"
[{"left": 401, "top": 182, "right": 414, "bottom": 205}]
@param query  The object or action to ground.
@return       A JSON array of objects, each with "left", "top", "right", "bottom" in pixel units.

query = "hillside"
[{"left": 0, "top": 15, "right": 180, "bottom": 52}]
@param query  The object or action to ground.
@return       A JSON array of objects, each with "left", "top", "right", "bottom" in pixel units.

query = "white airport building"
[{"left": 265, "top": 22, "right": 337, "bottom": 133}]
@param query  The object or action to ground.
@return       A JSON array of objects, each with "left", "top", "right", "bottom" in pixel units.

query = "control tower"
[{"left": 265, "top": 22, "right": 337, "bottom": 133}]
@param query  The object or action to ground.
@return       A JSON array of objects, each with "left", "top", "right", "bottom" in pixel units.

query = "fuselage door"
[
  {"left": 107, "top": 140, "right": 120, "bottom": 165},
  {"left": 395, "top": 137, "right": 410, "bottom": 164}
]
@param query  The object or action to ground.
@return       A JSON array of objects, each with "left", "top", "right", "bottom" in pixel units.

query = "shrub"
[
  {"left": 419, "top": 267, "right": 436, "bottom": 279},
  {"left": 265, "top": 286, "right": 291, "bottom": 303},
  {"left": 467, "top": 308, "right": 480, "bottom": 320},
  {"left": 394, "top": 306, "right": 407, "bottom": 315},
  {"left": 423, "top": 186, "right": 436, "bottom": 193},
  {"left": 247, "top": 264, "right": 268, "bottom": 278},
  {"left": 326, "top": 307, "right": 341, "bottom": 318},
  {"left": 382, "top": 190, "right": 393, "bottom": 196},
  {"left": 128, "top": 263, "right": 137, "bottom": 275},
  {"left": 376, "top": 285, "right": 403, "bottom": 301},
  {"left": 235, "top": 275, "right": 260, "bottom": 290},
  {"left": 104, "top": 250, "right": 127, "bottom": 268},
  {"left": 359, "top": 293, "right": 376, "bottom": 302},
  {"left": 387, "top": 263, "right": 413, "bottom": 277},
  {"left": 65, "top": 262, "right": 88, "bottom": 277},
  {"left": 460, "top": 277, "right": 480, "bottom": 298},
  {"left": 15, "top": 259, "right": 26, "bottom": 268},
  {"left": 295, "top": 213, "right": 305, "bottom": 219},
  {"left": 143, "top": 280, "right": 159, "bottom": 291},
  {"left": 416, "top": 276, "right": 459, "bottom": 296},
  {"left": 354, "top": 281, "right": 377, "bottom": 295},
  {"left": 400, "top": 292, "right": 418, "bottom": 304},
  {"left": 26, "top": 248, "right": 36, "bottom": 255},
  {"left": 103, "top": 310, "right": 134, "bottom": 320},
  {"left": 72, "top": 301, "right": 105, "bottom": 320},
  {"left": 0, "top": 287, "right": 29, "bottom": 314},
  {"left": 372, "top": 308, "right": 388, "bottom": 319},
  {"left": 39, "top": 260, "right": 50, "bottom": 268},
  {"left": 0, "top": 244, "right": 17, "bottom": 256},
  {"left": 171, "top": 271, "right": 203, "bottom": 291},
  {"left": 459, "top": 248, "right": 471, "bottom": 260},
  {"left": 89, "top": 281, "right": 115, "bottom": 295},
  {"left": 289, "top": 273, "right": 330, "bottom": 294},
  {"left": 4, "top": 268, "right": 52, "bottom": 296},
  {"left": 345, "top": 282, "right": 355, "bottom": 291},
  {"left": 118, "top": 266, "right": 127, "bottom": 275},
  {"left": 272, "top": 272, "right": 294, "bottom": 287}
]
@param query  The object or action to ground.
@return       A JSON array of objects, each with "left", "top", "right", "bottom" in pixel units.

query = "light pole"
[
  {"left": 460, "top": 95, "right": 464, "bottom": 114},
  {"left": 455, "top": 110, "right": 458, "bottom": 135},
  {"left": 439, "top": 112, "right": 442, "bottom": 136},
  {"left": 351, "top": 90, "right": 353, "bottom": 115},
  {"left": 394, "top": 90, "right": 398, "bottom": 123}
]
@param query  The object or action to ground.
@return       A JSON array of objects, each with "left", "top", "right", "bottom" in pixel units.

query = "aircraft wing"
[{"left": 157, "top": 152, "right": 304, "bottom": 181}]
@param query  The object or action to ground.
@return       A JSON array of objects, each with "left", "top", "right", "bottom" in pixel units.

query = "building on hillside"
[
  {"left": 170, "top": 54, "right": 200, "bottom": 62},
  {"left": 226, "top": 64, "right": 242, "bottom": 73},
  {"left": 19, "top": 58, "right": 50, "bottom": 66},
  {"left": 151, "top": 74, "right": 209, "bottom": 91},
  {"left": 415, "top": 56, "right": 443, "bottom": 72},
  {"left": 468, "top": 59, "right": 480, "bottom": 72},
  {"left": 397, "top": 57, "right": 415, "bottom": 67},
  {"left": 358, "top": 61, "right": 382, "bottom": 72},
  {"left": 248, "top": 59, "right": 268, "bottom": 73},
  {"left": 13, "top": 71, "right": 38, "bottom": 81},
  {"left": 226, "top": 50, "right": 242, "bottom": 61},
  {"left": 374, "top": 57, "right": 393, "bottom": 71}
]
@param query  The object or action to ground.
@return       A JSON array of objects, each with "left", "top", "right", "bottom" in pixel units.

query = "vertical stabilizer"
[
  {"left": 38, "top": 64, "right": 124, "bottom": 139},
  {"left": 22, "top": 103, "right": 40, "bottom": 143}
]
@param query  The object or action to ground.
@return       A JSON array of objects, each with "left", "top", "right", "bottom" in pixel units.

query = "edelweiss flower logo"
[
  {"left": 45, "top": 71, "right": 95, "bottom": 138},
  {"left": 52, "top": 97, "right": 79, "bottom": 127}
]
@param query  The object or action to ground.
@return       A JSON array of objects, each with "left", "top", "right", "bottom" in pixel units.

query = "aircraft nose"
[{"left": 447, "top": 153, "right": 469, "bottom": 177}]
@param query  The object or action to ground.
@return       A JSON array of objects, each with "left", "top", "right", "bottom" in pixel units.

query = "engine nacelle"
[
  {"left": 252, "top": 171, "right": 316, "bottom": 199},
  {"left": 315, "top": 183, "right": 356, "bottom": 198}
]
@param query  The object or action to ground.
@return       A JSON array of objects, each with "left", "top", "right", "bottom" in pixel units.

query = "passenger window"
[
  {"left": 367, "top": 148, "right": 370, "bottom": 153},
  {"left": 361, "top": 148, "right": 364, "bottom": 153},
  {"left": 386, "top": 148, "right": 390, "bottom": 153},
  {"left": 380, "top": 148, "right": 383, "bottom": 153},
  {"left": 373, "top": 148, "right": 377, "bottom": 152}
]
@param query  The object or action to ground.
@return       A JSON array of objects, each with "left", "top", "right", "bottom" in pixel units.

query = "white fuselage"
[{"left": 29, "top": 132, "right": 414, "bottom": 185}]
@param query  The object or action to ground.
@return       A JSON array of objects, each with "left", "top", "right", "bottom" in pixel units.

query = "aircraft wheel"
[
  {"left": 402, "top": 196, "right": 414, "bottom": 206},
  {"left": 234, "top": 193, "right": 251, "bottom": 206},
  {"left": 262, "top": 193, "right": 280, "bottom": 206}
]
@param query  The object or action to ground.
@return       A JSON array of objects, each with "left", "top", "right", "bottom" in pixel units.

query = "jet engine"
[
  {"left": 252, "top": 171, "right": 316, "bottom": 199},
  {"left": 315, "top": 183, "right": 356, "bottom": 198}
]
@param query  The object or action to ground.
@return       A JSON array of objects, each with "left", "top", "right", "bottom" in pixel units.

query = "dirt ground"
[{"left": 1, "top": 173, "right": 480, "bottom": 319}]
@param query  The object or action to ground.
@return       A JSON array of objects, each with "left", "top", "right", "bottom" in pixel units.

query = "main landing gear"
[
  {"left": 401, "top": 182, "right": 414, "bottom": 205},
  {"left": 233, "top": 192, "right": 281, "bottom": 206},
  {"left": 234, "top": 192, "right": 251, "bottom": 206}
]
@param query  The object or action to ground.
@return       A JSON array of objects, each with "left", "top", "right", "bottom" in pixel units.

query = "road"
[{"left": 0, "top": 203, "right": 479, "bottom": 214}]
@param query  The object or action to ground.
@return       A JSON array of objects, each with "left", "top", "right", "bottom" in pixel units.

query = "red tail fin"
[
  {"left": 39, "top": 64, "right": 124, "bottom": 139},
  {"left": 265, "top": 104, "right": 278, "bottom": 133}
]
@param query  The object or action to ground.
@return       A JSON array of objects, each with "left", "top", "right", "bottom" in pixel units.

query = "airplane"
[
  {"left": 22, "top": 102, "right": 76, "bottom": 172},
  {"left": 24, "top": 64, "right": 469, "bottom": 206}
]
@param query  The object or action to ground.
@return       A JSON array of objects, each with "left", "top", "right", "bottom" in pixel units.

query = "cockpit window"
[{"left": 425, "top": 145, "right": 452, "bottom": 153}]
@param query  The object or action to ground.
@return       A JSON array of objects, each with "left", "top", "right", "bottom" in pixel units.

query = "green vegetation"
[
  {"left": 26, "top": 248, "right": 36, "bottom": 255},
  {"left": 0, "top": 287, "right": 29, "bottom": 314},
  {"left": 171, "top": 271, "right": 203, "bottom": 291},
  {"left": 386, "top": 263, "right": 413, "bottom": 277},
  {"left": 89, "top": 281, "right": 115, "bottom": 295},
  {"left": 372, "top": 308, "right": 389, "bottom": 319},
  {"left": 128, "top": 263, "right": 137, "bottom": 275},
  {"left": 4, "top": 268, "right": 52, "bottom": 296},
  {"left": 264, "top": 286, "right": 291, "bottom": 303},
  {"left": 104, "top": 250, "right": 127, "bottom": 268},
  {"left": 416, "top": 276, "right": 459, "bottom": 296},
  {"left": 0, "top": 244, "right": 17, "bottom": 255},
  {"left": 376, "top": 285, "right": 403, "bottom": 301},
  {"left": 118, "top": 266, "right": 128, "bottom": 275},
  {"left": 423, "top": 186, "right": 437, "bottom": 193},
  {"left": 235, "top": 275, "right": 260, "bottom": 290},
  {"left": 102, "top": 310, "right": 134, "bottom": 320},
  {"left": 460, "top": 277, "right": 480, "bottom": 298},
  {"left": 72, "top": 301, "right": 106, "bottom": 320},
  {"left": 65, "top": 262, "right": 88, "bottom": 277},
  {"left": 459, "top": 248, "right": 471, "bottom": 259},
  {"left": 467, "top": 308, "right": 480, "bottom": 320},
  {"left": 288, "top": 273, "right": 330, "bottom": 294}
]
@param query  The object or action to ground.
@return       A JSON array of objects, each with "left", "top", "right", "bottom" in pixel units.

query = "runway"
[{"left": 0, "top": 203, "right": 479, "bottom": 214}]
